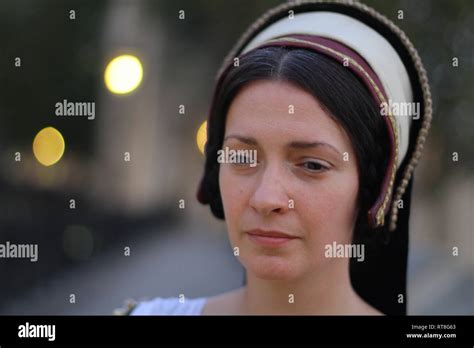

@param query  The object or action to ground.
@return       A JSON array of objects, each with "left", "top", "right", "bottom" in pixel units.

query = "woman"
[{"left": 118, "top": 0, "right": 432, "bottom": 316}]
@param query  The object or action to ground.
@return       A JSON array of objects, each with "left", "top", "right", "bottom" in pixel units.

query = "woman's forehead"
[{"left": 225, "top": 80, "right": 351, "bottom": 149}]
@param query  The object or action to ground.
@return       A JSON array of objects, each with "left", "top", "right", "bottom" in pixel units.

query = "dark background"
[{"left": 0, "top": 0, "right": 472, "bottom": 314}]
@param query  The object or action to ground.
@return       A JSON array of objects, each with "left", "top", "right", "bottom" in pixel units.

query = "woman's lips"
[{"left": 245, "top": 229, "right": 299, "bottom": 247}]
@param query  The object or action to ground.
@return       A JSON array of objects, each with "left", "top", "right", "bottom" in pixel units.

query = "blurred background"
[{"left": 0, "top": 0, "right": 472, "bottom": 315}]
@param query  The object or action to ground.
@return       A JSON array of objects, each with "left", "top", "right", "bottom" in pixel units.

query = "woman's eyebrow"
[
  {"left": 287, "top": 140, "right": 342, "bottom": 156},
  {"left": 223, "top": 135, "right": 341, "bottom": 156},
  {"left": 223, "top": 135, "right": 258, "bottom": 145}
]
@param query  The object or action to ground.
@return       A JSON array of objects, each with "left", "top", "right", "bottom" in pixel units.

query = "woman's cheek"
[
  {"left": 299, "top": 176, "right": 358, "bottom": 251},
  {"left": 219, "top": 167, "right": 246, "bottom": 236}
]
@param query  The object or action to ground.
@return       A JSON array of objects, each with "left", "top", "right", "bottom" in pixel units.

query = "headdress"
[{"left": 196, "top": 0, "right": 432, "bottom": 314}]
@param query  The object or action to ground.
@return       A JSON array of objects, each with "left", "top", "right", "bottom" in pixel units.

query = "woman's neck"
[{"left": 239, "top": 258, "right": 372, "bottom": 315}]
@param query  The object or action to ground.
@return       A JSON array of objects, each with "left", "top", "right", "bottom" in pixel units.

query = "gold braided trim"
[
  {"left": 352, "top": 1, "right": 433, "bottom": 231},
  {"left": 217, "top": 0, "right": 433, "bottom": 231}
]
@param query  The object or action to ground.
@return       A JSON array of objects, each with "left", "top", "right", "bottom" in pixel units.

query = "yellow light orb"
[
  {"left": 196, "top": 121, "right": 207, "bottom": 154},
  {"left": 33, "top": 127, "right": 65, "bottom": 166},
  {"left": 104, "top": 54, "right": 143, "bottom": 94}
]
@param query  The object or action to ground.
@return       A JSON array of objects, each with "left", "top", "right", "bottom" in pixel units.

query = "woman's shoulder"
[{"left": 115, "top": 296, "right": 207, "bottom": 316}]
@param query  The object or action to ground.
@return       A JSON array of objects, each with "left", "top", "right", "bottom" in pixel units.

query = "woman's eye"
[
  {"left": 236, "top": 155, "right": 250, "bottom": 164},
  {"left": 232, "top": 156, "right": 257, "bottom": 167},
  {"left": 300, "top": 161, "right": 328, "bottom": 172}
]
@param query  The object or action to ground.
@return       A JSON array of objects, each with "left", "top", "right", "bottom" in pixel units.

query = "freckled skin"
[{"left": 219, "top": 80, "right": 360, "bottom": 281}]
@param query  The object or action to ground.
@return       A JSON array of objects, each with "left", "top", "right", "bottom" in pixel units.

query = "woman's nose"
[{"left": 249, "top": 164, "right": 291, "bottom": 216}]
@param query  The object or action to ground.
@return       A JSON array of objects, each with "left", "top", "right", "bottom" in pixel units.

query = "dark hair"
[{"left": 201, "top": 46, "right": 390, "bottom": 245}]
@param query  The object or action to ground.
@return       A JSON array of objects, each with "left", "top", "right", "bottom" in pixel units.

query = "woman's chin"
[{"left": 244, "top": 255, "right": 302, "bottom": 281}]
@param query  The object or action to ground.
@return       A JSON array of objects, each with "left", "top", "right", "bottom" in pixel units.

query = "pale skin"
[{"left": 202, "top": 80, "right": 382, "bottom": 315}]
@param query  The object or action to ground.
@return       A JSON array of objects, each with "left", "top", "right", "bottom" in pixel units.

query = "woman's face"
[{"left": 219, "top": 80, "right": 360, "bottom": 281}]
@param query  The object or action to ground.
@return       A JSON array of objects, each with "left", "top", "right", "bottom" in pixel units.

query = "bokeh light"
[
  {"left": 104, "top": 54, "right": 143, "bottom": 94},
  {"left": 196, "top": 121, "right": 207, "bottom": 154},
  {"left": 32, "top": 127, "right": 65, "bottom": 166}
]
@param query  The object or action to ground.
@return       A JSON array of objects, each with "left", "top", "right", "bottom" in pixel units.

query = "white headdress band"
[{"left": 241, "top": 11, "right": 412, "bottom": 169}]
